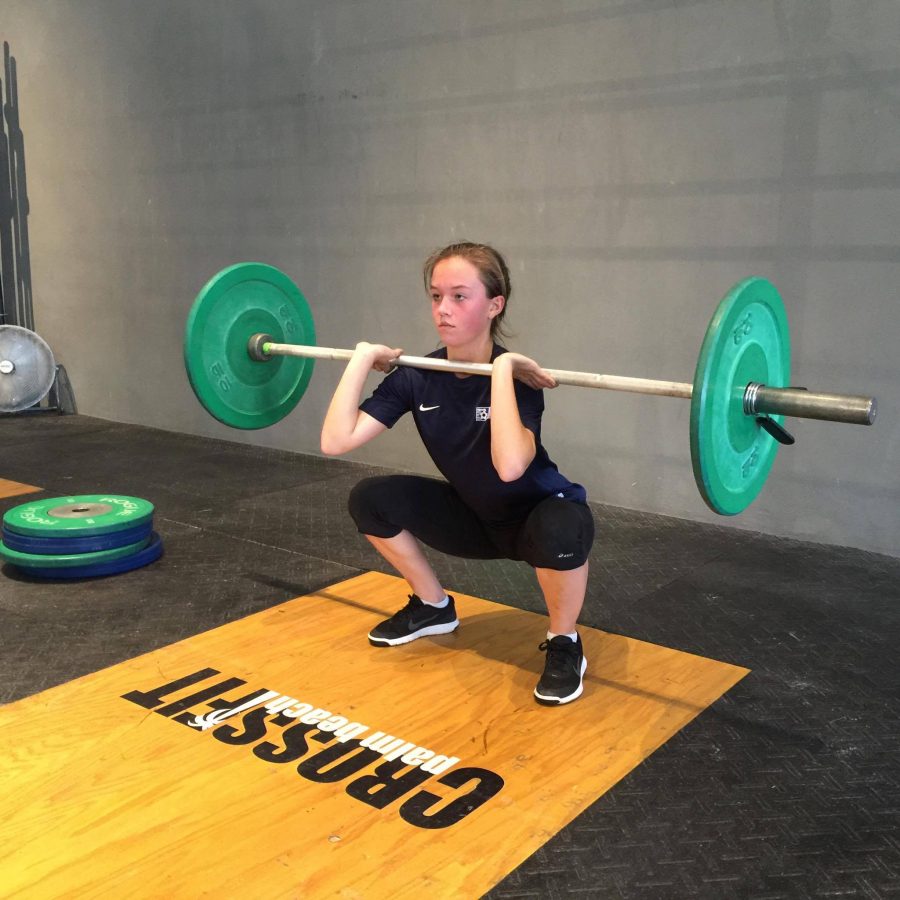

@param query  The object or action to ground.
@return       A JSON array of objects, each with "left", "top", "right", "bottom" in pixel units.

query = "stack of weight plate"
[{"left": 0, "top": 495, "right": 163, "bottom": 579}]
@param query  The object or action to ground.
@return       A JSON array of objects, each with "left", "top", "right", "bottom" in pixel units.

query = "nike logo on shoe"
[{"left": 419, "top": 404, "right": 440, "bottom": 412}]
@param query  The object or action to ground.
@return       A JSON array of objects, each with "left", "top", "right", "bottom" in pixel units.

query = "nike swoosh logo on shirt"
[{"left": 418, "top": 404, "right": 440, "bottom": 412}]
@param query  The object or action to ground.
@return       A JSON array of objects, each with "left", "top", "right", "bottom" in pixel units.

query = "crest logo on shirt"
[{"left": 475, "top": 407, "right": 491, "bottom": 422}]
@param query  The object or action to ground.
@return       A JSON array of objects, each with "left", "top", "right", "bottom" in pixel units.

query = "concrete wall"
[{"left": 4, "top": 0, "right": 898, "bottom": 556}]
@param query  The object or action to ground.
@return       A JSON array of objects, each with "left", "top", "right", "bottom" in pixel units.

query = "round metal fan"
[{"left": 0, "top": 325, "right": 57, "bottom": 413}]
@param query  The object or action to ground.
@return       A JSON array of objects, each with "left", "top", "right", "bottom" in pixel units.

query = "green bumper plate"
[
  {"left": 0, "top": 534, "right": 151, "bottom": 569},
  {"left": 690, "top": 278, "right": 790, "bottom": 515},
  {"left": 184, "top": 263, "right": 316, "bottom": 429},
  {"left": 3, "top": 495, "right": 155, "bottom": 538}
]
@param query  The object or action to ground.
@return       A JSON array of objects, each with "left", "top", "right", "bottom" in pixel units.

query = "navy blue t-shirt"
[{"left": 359, "top": 345, "right": 586, "bottom": 525}]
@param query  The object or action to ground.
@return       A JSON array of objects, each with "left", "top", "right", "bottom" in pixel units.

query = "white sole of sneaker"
[
  {"left": 533, "top": 656, "right": 588, "bottom": 705},
  {"left": 368, "top": 619, "right": 460, "bottom": 647}
]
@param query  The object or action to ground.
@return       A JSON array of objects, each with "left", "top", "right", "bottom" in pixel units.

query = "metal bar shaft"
[
  {"left": 260, "top": 341, "right": 876, "bottom": 426},
  {"left": 263, "top": 342, "right": 693, "bottom": 398}
]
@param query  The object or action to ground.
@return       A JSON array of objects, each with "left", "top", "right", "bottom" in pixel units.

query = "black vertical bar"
[
  {"left": 0, "top": 46, "right": 14, "bottom": 326},
  {"left": 5, "top": 45, "right": 32, "bottom": 331}
]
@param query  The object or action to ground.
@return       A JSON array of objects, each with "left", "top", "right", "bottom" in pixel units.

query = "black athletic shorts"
[{"left": 348, "top": 475, "right": 594, "bottom": 571}]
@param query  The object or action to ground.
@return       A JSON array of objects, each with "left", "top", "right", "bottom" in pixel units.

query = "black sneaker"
[
  {"left": 534, "top": 634, "right": 586, "bottom": 705},
  {"left": 368, "top": 594, "right": 459, "bottom": 647}
]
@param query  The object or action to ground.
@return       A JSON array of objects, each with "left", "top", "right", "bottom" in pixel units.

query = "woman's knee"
[
  {"left": 347, "top": 476, "right": 403, "bottom": 537},
  {"left": 518, "top": 499, "right": 595, "bottom": 570}
]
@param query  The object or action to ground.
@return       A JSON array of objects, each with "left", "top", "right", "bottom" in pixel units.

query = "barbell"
[{"left": 183, "top": 262, "right": 876, "bottom": 516}]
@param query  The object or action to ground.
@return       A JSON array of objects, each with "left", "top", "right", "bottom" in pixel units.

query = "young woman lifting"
[{"left": 321, "top": 242, "right": 594, "bottom": 705}]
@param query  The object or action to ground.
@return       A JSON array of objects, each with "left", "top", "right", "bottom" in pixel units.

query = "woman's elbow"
[
  {"left": 320, "top": 434, "right": 347, "bottom": 456},
  {"left": 495, "top": 460, "right": 528, "bottom": 483}
]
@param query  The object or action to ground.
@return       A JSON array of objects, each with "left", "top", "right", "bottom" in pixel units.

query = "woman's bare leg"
[
  {"left": 534, "top": 561, "right": 589, "bottom": 634},
  {"left": 365, "top": 530, "right": 446, "bottom": 604}
]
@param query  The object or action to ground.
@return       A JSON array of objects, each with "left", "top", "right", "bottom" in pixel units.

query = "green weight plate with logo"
[
  {"left": 0, "top": 534, "right": 151, "bottom": 569},
  {"left": 2, "top": 495, "right": 155, "bottom": 538},
  {"left": 690, "top": 277, "right": 790, "bottom": 515},
  {"left": 184, "top": 263, "right": 316, "bottom": 429}
]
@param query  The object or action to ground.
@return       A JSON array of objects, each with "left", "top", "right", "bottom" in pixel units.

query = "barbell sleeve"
[
  {"left": 745, "top": 384, "right": 876, "bottom": 426},
  {"left": 257, "top": 339, "right": 876, "bottom": 427}
]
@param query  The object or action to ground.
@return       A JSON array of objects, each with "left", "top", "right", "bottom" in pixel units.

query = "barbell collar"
[
  {"left": 248, "top": 333, "right": 274, "bottom": 362},
  {"left": 744, "top": 382, "right": 876, "bottom": 426}
]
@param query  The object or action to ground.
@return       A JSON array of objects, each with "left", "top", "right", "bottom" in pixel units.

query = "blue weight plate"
[
  {"left": 15, "top": 532, "right": 164, "bottom": 580},
  {"left": 1, "top": 521, "right": 153, "bottom": 555},
  {"left": 0, "top": 534, "right": 151, "bottom": 569}
]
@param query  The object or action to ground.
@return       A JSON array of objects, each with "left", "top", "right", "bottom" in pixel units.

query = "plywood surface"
[
  {"left": 0, "top": 572, "right": 749, "bottom": 898},
  {"left": 0, "top": 478, "right": 42, "bottom": 500}
]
